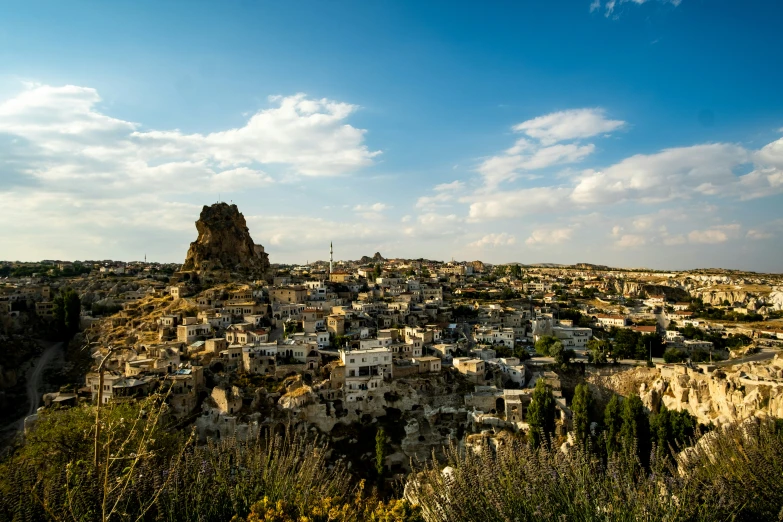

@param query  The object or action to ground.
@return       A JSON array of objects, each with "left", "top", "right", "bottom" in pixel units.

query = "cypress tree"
[
  {"left": 571, "top": 383, "right": 593, "bottom": 446},
  {"left": 527, "top": 378, "right": 556, "bottom": 448},
  {"left": 604, "top": 394, "right": 623, "bottom": 456},
  {"left": 620, "top": 394, "right": 651, "bottom": 467}
]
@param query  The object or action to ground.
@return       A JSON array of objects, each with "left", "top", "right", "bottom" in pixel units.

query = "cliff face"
[
  {"left": 601, "top": 279, "right": 689, "bottom": 301},
  {"left": 639, "top": 359, "right": 783, "bottom": 426},
  {"left": 590, "top": 360, "right": 783, "bottom": 427},
  {"left": 182, "top": 203, "right": 270, "bottom": 275}
]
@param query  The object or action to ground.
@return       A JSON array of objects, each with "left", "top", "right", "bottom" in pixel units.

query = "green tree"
[
  {"left": 527, "top": 378, "right": 556, "bottom": 448},
  {"left": 604, "top": 394, "right": 623, "bottom": 456},
  {"left": 492, "top": 265, "right": 508, "bottom": 279},
  {"left": 548, "top": 340, "right": 574, "bottom": 366},
  {"left": 650, "top": 406, "right": 696, "bottom": 460},
  {"left": 663, "top": 347, "right": 687, "bottom": 363},
  {"left": 571, "top": 383, "right": 593, "bottom": 446},
  {"left": 620, "top": 394, "right": 651, "bottom": 467},
  {"left": 588, "top": 338, "right": 611, "bottom": 363},
  {"left": 611, "top": 328, "right": 640, "bottom": 360},
  {"left": 535, "top": 335, "right": 559, "bottom": 356},
  {"left": 509, "top": 264, "right": 522, "bottom": 279},
  {"left": 375, "top": 427, "right": 387, "bottom": 478},
  {"left": 51, "top": 287, "right": 81, "bottom": 341}
]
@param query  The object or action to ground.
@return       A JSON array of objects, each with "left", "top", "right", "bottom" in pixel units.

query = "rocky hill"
[
  {"left": 358, "top": 252, "right": 385, "bottom": 264},
  {"left": 182, "top": 203, "right": 270, "bottom": 277}
]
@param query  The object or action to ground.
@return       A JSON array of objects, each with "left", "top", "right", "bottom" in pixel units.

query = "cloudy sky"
[{"left": 1, "top": 1, "right": 782, "bottom": 272}]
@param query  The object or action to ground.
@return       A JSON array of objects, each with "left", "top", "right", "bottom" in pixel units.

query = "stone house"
[
  {"left": 453, "top": 357, "right": 485, "bottom": 383},
  {"left": 414, "top": 356, "right": 441, "bottom": 373},
  {"left": 211, "top": 385, "right": 243, "bottom": 415}
]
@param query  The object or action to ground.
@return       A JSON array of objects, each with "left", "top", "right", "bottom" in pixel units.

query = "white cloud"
[
  {"left": 464, "top": 186, "right": 570, "bottom": 221},
  {"left": 0, "top": 83, "right": 382, "bottom": 261},
  {"left": 354, "top": 202, "right": 390, "bottom": 212},
  {"left": 0, "top": 84, "right": 380, "bottom": 196},
  {"left": 416, "top": 180, "right": 465, "bottom": 209},
  {"left": 353, "top": 202, "right": 391, "bottom": 220},
  {"left": 746, "top": 229, "right": 773, "bottom": 240},
  {"left": 416, "top": 212, "right": 460, "bottom": 227},
  {"left": 469, "top": 233, "right": 517, "bottom": 248},
  {"left": 592, "top": 0, "right": 683, "bottom": 17},
  {"left": 737, "top": 166, "right": 783, "bottom": 200},
  {"left": 475, "top": 108, "right": 621, "bottom": 188},
  {"left": 402, "top": 212, "right": 464, "bottom": 239},
  {"left": 615, "top": 234, "right": 647, "bottom": 248},
  {"left": 210, "top": 167, "right": 273, "bottom": 191},
  {"left": 525, "top": 227, "right": 573, "bottom": 246},
  {"left": 134, "top": 93, "right": 380, "bottom": 176},
  {"left": 512, "top": 108, "right": 625, "bottom": 146},
  {"left": 571, "top": 143, "right": 750, "bottom": 205},
  {"left": 663, "top": 234, "right": 686, "bottom": 246},
  {"left": 611, "top": 225, "right": 624, "bottom": 237},
  {"left": 632, "top": 216, "right": 655, "bottom": 231},
  {"left": 478, "top": 143, "right": 595, "bottom": 187},
  {"left": 434, "top": 180, "right": 464, "bottom": 192},
  {"left": 687, "top": 224, "right": 741, "bottom": 244}
]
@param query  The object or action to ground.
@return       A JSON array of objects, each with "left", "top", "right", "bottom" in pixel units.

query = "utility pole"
[{"left": 94, "top": 346, "right": 118, "bottom": 469}]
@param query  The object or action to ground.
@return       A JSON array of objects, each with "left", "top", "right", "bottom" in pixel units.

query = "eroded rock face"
[
  {"left": 182, "top": 203, "right": 270, "bottom": 276},
  {"left": 638, "top": 358, "right": 783, "bottom": 426}
]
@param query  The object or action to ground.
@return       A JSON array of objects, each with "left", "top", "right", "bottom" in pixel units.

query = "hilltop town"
[{"left": 3, "top": 202, "right": 783, "bottom": 476}]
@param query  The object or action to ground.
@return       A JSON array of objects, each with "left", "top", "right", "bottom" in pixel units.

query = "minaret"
[{"left": 329, "top": 241, "right": 333, "bottom": 276}]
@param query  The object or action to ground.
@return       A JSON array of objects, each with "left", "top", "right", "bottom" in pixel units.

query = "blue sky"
[{"left": 1, "top": 0, "right": 782, "bottom": 271}]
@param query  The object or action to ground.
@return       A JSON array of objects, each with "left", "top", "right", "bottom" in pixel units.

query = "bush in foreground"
[{"left": 406, "top": 420, "right": 783, "bottom": 521}]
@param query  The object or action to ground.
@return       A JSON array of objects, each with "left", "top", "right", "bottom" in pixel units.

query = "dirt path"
[
  {"left": 0, "top": 341, "right": 63, "bottom": 436},
  {"left": 24, "top": 342, "right": 62, "bottom": 418}
]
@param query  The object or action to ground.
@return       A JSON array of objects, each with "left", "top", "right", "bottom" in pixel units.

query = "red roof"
[{"left": 630, "top": 326, "right": 657, "bottom": 333}]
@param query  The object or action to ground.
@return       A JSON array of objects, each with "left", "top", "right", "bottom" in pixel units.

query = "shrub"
[{"left": 406, "top": 420, "right": 783, "bottom": 522}]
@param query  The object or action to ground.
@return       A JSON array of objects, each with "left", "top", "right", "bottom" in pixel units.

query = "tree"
[
  {"left": 620, "top": 394, "right": 651, "bottom": 467},
  {"left": 549, "top": 341, "right": 574, "bottom": 366},
  {"left": 509, "top": 264, "right": 522, "bottom": 279},
  {"left": 501, "top": 288, "right": 518, "bottom": 300},
  {"left": 52, "top": 288, "right": 81, "bottom": 341},
  {"left": 611, "top": 328, "right": 640, "bottom": 361},
  {"left": 535, "top": 335, "right": 559, "bottom": 356},
  {"left": 527, "top": 378, "right": 556, "bottom": 448},
  {"left": 571, "top": 383, "right": 593, "bottom": 446},
  {"left": 604, "top": 394, "right": 623, "bottom": 456},
  {"left": 375, "top": 427, "right": 387, "bottom": 478},
  {"left": 663, "top": 348, "right": 687, "bottom": 363},
  {"left": 492, "top": 265, "right": 508, "bottom": 279},
  {"left": 639, "top": 333, "right": 664, "bottom": 359},
  {"left": 650, "top": 406, "right": 696, "bottom": 461},
  {"left": 588, "top": 338, "right": 611, "bottom": 363}
]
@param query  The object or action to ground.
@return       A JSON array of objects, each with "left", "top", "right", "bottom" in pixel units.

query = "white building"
[
  {"left": 339, "top": 346, "right": 393, "bottom": 402},
  {"left": 596, "top": 315, "right": 629, "bottom": 328},
  {"left": 552, "top": 326, "right": 592, "bottom": 349},
  {"left": 474, "top": 326, "right": 515, "bottom": 346}
]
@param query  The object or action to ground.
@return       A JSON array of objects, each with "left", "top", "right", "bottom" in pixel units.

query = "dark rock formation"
[
  {"left": 358, "top": 252, "right": 385, "bottom": 264},
  {"left": 182, "top": 203, "right": 270, "bottom": 276}
]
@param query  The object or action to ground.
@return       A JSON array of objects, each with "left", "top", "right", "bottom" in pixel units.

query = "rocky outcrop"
[
  {"left": 638, "top": 358, "right": 783, "bottom": 426},
  {"left": 359, "top": 252, "right": 386, "bottom": 264},
  {"left": 182, "top": 203, "right": 270, "bottom": 276},
  {"left": 602, "top": 279, "right": 689, "bottom": 301},
  {"left": 589, "top": 360, "right": 783, "bottom": 427}
]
